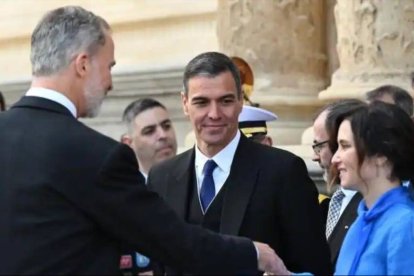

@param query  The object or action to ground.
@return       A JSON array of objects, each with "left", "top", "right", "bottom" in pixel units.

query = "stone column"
[
  {"left": 320, "top": 0, "right": 414, "bottom": 100},
  {"left": 217, "top": 0, "right": 328, "bottom": 145}
]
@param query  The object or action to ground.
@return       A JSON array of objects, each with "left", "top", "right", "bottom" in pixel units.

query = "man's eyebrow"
[
  {"left": 160, "top": 119, "right": 172, "bottom": 124},
  {"left": 220, "top": 93, "right": 236, "bottom": 99},
  {"left": 141, "top": 124, "right": 156, "bottom": 132},
  {"left": 191, "top": 96, "right": 208, "bottom": 101}
]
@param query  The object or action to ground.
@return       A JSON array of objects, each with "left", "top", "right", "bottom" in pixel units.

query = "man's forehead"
[
  {"left": 188, "top": 91, "right": 237, "bottom": 99},
  {"left": 313, "top": 111, "right": 329, "bottom": 139},
  {"left": 133, "top": 107, "right": 169, "bottom": 127},
  {"left": 186, "top": 72, "right": 237, "bottom": 96}
]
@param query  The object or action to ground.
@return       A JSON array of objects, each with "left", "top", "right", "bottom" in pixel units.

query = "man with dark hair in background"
[
  {"left": 120, "top": 98, "right": 178, "bottom": 275},
  {"left": 122, "top": 98, "right": 177, "bottom": 180},
  {"left": 366, "top": 84, "right": 413, "bottom": 117},
  {"left": 0, "top": 6, "right": 282, "bottom": 275},
  {"left": 148, "top": 51, "right": 332, "bottom": 275}
]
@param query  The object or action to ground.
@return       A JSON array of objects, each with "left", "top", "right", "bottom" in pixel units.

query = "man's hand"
[{"left": 254, "top": 241, "right": 291, "bottom": 275}]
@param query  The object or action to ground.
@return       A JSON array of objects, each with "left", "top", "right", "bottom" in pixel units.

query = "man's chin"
[{"left": 157, "top": 149, "right": 174, "bottom": 157}]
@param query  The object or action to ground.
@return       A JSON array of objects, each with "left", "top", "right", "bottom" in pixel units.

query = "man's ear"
[
  {"left": 120, "top": 134, "right": 132, "bottom": 146},
  {"left": 181, "top": 91, "right": 189, "bottom": 116},
  {"left": 74, "top": 52, "right": 89, "bottom": 77},
  {"left": 263, "top": 136, "right": 273, "bottom": 147}
]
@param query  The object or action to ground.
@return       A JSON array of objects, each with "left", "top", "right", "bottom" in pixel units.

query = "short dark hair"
[
  {"left": 349, "top": 101, "right": 414, "bottom": 183},
  {"left": 182, "top": 52, "right": 242, "bottom": 99},
  {"left": 366, "top": 85, "right": 413, "bottom": 116},
  {"left": 122, "top": 98, "right": 166, "bottom": 131},
  {"left": 0, "top": 91, "right": 5, "bottom": 111}
]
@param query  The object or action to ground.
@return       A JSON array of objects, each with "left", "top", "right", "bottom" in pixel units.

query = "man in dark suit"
[
  {"left": 312, "top": 99, "right": 365, "bottom": 267},
  {"left": 120, "top": 98, "right": 178, "bottom": 274},
  {"left": 148, "top": 52, "right": 332, "bottom": 275},
  {"left": 0, "top": 6, "right": 283, "bottom": 275}
]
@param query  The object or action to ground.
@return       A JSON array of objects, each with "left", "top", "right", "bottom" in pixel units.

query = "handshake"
[{"left": 254, "top": 242, "right": 291, "bottom": 275}]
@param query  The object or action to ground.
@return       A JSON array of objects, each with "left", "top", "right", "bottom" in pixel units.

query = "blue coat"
[{"left": 336, "top": 187, "right": 414, "bottom": 275}]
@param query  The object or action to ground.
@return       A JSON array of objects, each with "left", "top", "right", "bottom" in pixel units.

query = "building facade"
[{"left": 1, "top": 0, "right": 413, "bottom": 181}]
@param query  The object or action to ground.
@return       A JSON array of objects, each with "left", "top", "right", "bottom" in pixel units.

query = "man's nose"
[
  {"left": 157, "top": 127, "right": 168, "bottom": 139},
  {"left": 311, "top": 151, "right": 320, "bottom": 163},
  {"left": 208, "top": 102, "right": 221, "bottom": 119}
]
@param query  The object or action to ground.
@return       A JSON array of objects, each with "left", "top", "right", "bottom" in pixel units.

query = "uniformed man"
[{"left": 238, "top": 105, "right": 277, "bottom": 146}]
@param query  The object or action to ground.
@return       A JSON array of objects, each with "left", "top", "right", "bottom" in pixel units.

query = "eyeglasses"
[{"left": 312, "top": 140, "right": 329, "bottom": 154}]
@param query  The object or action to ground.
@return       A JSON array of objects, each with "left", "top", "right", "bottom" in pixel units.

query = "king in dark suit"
[
  {"left": 148, "top": 52, "right": 332, "bottom": 275},
  {"left": 0, "top": 6, "right": 283, "bottom": 275}
]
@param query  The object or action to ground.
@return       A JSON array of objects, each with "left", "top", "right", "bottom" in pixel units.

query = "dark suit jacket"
[
  {"left": 148, "top": 135, "right": 332, "bottom": 275},
  {"left": 328, "top": 192, "right": 362, "bottom": 268},
  {"left": 0, "top": 96, "right": 257, "bottom": 275}
]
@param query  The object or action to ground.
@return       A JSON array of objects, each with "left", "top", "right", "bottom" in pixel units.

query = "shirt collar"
[
  {"left": 26, "top": 87, "right": 77, "bottom": 118},
  {"left": 341, "top": 187, "right": 358, "bottom": 197},
  {"left": 195, "top": 131, "right": 241, "bottom": 174},
  {"left": 140, "top": 171, "right": 148, "bottom": 183}
]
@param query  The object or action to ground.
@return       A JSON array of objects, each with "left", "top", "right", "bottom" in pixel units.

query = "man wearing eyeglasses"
[{"left": 312, "top": 99, "right": 365, "bottom": 268}]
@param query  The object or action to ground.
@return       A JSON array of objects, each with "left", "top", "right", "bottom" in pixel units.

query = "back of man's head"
[
  {"left": 182, "top": 51, "right": 242, "bottom": 99},
  {"left": 366, "top": 85, "right": 413, "bottom": 116},
  {"left": 122, "top": 98, "right": 167, "bottom": 133},
  {"left": 31, "top": 6, "right": 110, "bottom": 77}
]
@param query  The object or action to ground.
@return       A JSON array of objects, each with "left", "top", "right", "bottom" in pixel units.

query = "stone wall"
[
  {"left": 0, "top": 0, "right": 218, "bottom": 153},
  {"left": 1, "top": 0, "right": 414, "bottom": 183}
]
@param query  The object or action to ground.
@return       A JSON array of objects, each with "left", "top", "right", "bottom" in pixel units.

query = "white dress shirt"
[
  {"left": 194, "top": 131, "right": 240, "bottom": 212},
  {"left": 339, "top": 188, "right": 358, "bottom": 216},
  {"left": 26, "top": 87, "right": 77, "bottom": 118},
  {"left": 140, "top": 171, "right": 148, "bottom": 183}
]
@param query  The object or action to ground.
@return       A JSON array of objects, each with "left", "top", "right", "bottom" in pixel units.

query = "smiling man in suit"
[
  {"left": 148, "top": 51, "right": 332, "bottom": 275},
  {"left": 0, "top": 6, "right": 285, "bottom": 275}
]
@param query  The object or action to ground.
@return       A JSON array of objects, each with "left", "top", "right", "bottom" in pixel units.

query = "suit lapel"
[
  {"left": 328, "top": 192, "right": 362, "bottom": 261},
  {"left": 220, "top": 136, "right": 259, "bottom": 235},
  {"left": 329, "top": 192, "right": 362, "bottom": 242},
  {"left": 165, "top": 149, "right": 195, "bottom": 219}
]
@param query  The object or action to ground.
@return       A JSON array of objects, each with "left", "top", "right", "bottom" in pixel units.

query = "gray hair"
[{"left": 31, "top": 6, "right": 110, "bottom": 76}]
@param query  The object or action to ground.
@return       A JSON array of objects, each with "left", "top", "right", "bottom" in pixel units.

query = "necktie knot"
[
  {"left": 203, "top": 160, "right": 217, "bottom": 175},
  {"left": 332, "top": 189, "right": 345, "bottom": 203}
]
